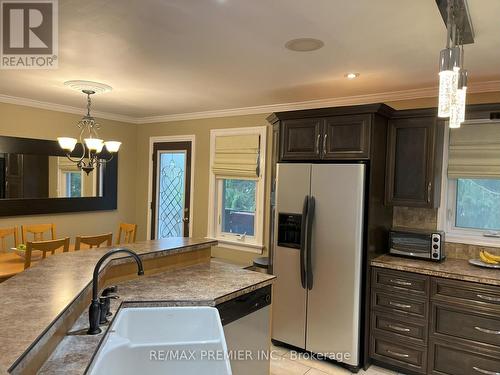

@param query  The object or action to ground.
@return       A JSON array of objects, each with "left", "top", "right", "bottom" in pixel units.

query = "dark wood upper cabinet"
[
  {"left": 323, "top": 114, "right": 371, "bottom": 159},
  {"left": 385, "top": 112, "right": 444, "bottom": 208},
  {"left": 280, "top": 118, "right": 322, "bottom": 160}
]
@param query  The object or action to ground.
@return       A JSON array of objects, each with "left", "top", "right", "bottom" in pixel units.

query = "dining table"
[{"left": 0, "top": 245, "right": 76, "bottom": 282}]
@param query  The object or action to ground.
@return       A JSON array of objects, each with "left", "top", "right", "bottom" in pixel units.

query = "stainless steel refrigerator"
[{"left": 272, "top": 163, "right": 365, "bottom": 367}]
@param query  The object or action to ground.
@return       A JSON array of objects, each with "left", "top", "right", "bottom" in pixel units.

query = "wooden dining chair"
[
  {"left": 75, "top": 233, "right": 113, "bottom": 250},
  {"left": 24, "top": 237, "right": 70, "bottom": 269},
  {"left": 0, "top": 226, "right": 19, "bottom": 252},
  {"left": 21, "top": 224, "right": 56, "bottom": 244},
  {"left": 116, "top": 223, "right": 137, "bottom": 245}
]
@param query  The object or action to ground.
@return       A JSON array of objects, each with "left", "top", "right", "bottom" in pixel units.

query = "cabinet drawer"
[
  {"left": 372, "top": 290, "right": 428, "bottom": 319},
  {"left": 432, "top": 278, "right": 500, "bottom": 310},
  {"left": 373, "top": 267, "right": 429, "bottom": 297},
  {"left": 370, "top": 334, "right": 427, "bottom": 374},
  {"left": 372, "top": 312, "right": 427, "bottom": 344},
  {"left": 430, "top": 339, "right": 500, "bottom": 375},
  {"left": 432, "top": 303, "right": 500, "bottom": 349}
]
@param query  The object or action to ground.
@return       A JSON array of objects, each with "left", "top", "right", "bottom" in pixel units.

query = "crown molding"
[
  {"left": 0, "top": 94, "right": 137, "bottom": 123},
  {"left": 1, "top": 80, "right": 499, "bottom": 125},
  {"left": 135, "top": 80, "right": 500, "bottom": 124}
]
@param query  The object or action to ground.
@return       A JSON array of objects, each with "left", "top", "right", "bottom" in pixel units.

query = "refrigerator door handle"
[
  {"left": 300, "top": 196, "right": 309, "bottom": 289},
  {"left": 306, "top": 196, "right": 315, "bottom": 290}
]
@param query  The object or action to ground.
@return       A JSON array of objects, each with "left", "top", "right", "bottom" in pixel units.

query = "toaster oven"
[{"left": 389, "top": 228, "right": 445, "bottom": 261}]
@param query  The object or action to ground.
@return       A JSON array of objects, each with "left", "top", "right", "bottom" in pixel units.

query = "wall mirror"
[{"left": 0, "top": 136, "right": 117, "bottom": 216}]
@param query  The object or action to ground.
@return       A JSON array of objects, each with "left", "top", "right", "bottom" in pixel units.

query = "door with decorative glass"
[{"left": 151, "top": 141, "right": 192, "bottom": 239}]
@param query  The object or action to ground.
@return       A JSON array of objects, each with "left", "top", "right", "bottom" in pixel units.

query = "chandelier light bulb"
[
  {"left": 57, "top": 137, "right": 77, "bottom": 152},
  {"left": 104, "top": 141, "right": 122, "bottom": 153},
  {"left": 84, "top": 138, "right": 104, "bottom": 152}
]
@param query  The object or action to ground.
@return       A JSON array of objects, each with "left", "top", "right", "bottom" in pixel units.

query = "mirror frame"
[{"left": 0, "top": 135, "right": 118, "bottom": 216}]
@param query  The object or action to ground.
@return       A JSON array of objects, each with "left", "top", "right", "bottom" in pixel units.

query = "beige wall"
[
  {"left": 134, "top": 114, "right": 271, "bottom": 266},
  {"left": 1, "top": 90, "right": 499, "bottom": 263},
  {"left": 0, "top": 102, "right": 137, "bottom": 244}
]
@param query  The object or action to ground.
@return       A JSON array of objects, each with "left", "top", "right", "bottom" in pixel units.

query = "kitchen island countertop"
[
  {"left": 37, "top": 260, "right": 275, "bottom": 375},
  {"left": 0, "top": 238, "right": 220, "bottom": 373}
]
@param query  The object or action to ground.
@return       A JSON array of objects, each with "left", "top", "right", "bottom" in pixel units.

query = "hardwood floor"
[{"left": 270, "top": 345, "right": 397, "bottom": 375}]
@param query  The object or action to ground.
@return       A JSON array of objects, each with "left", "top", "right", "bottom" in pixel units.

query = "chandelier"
[
  {"left": 437, "top": 0, "right": 473, "bottom": 129},
  {"left": 57, "top": 82, "right": 121, "bottom": 174}
]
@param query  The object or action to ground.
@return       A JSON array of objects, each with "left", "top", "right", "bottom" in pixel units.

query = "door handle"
[
  {"left": 474, "top": 326, "right": 500, "bottom": 335},
  {"left": 386, "top": 349, "right": 409, "bottom": 359},
  {"left": 427, "top": 182, "right": 432, "bottom": 203},
  {"left": 322, "top": 133, "right": 327, "bottom": 156},
  {"left": 390, "top": 279, "right": 412, "bottom": 287},
  {"left": 389, "top": 301, "right": 412, "bottom": 310},
  {"left": 477, "top": 294, "right": 500, "bottom": 303},
  {"left": 473, "top": 367, "right": 500, "bottom": 375},
  {"left": 315, "top": 134, "right": 321, "bottom": 154},
  {"left": 300, "top": 196, "right": 308, "bottom": 289},
  {"left": 388, "top": 324, "right": 411, "bottom": 333},
  {"left": 306, "top": 196, "right": 315, "bottom": 290}
]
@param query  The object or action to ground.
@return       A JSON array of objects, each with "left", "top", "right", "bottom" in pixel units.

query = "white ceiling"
[{"left": 1, "top": 0, "right": 499, "bottom": 121}]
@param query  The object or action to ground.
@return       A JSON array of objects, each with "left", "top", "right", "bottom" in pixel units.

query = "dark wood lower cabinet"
[
  {"left": 370, "top": 267, "right": 500, "bottom": 375},
  {"left": 429, "top": 339, "right": 500, "bottom": 375}
]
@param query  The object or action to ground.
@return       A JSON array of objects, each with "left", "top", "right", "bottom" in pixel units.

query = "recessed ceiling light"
[
  {"left": 64, "top": 80, "right": 112, "bottom": 94},
  {"left": 344, "top": 73, "right": 360, "bottom": 79},
  {"left": 285, "top": 38, "right": 324, "bottom": 52}
]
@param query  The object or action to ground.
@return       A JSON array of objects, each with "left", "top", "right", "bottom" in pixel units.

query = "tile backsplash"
[
  {"left": 393, "top": 207, "right": 500, "bottom": 259},
  {"left": 393, "top": 207, "right": 437, "bottom": 230}
]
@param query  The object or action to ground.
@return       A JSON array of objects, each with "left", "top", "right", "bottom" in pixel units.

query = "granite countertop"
[
  {"left": 0, "top": 238, "right": 217, "bottom": 373},
  {"left": 37, "top": 260, "right": 275, "bottom": 375},
  {"left": 372, "top": 254, "right": 500, "bottom": 286}
]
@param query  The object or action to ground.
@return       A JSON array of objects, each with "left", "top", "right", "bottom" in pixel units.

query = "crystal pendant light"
[
  {"left": 438, "top": 0, "right": 460, "bottom": 118},
  {"left": 456, "top": 44, "right": 468, "bottom": 124}
]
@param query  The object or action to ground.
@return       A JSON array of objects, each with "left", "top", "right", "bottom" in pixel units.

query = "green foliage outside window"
[
  {"left": 223, "top": 179, "right": 256, "bottom": 212},
  {"left": 456, "top": 178, "right": 500, "bottom": 230}
]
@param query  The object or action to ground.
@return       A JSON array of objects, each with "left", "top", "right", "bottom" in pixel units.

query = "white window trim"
[
  {"left": 146, "top": 135, "right": 196, "bottom": 240},
  {"left": 207, "top": 126, "right": 267, "bottom": 254},
  {"left": 437, "top": 122, "right": 500, "bottom": 248}
]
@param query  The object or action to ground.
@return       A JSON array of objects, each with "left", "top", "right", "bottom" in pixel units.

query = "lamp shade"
[
  {"left": 84, "top": 138, "right": 104, "bottom": 152},
  {"left": 104, "top": 141, "right": 121, "bottom": 153},
  {"left": 57, "top": 137, "right": 77, "bottom": 152}
]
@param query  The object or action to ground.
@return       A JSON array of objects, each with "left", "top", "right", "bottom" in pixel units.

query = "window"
[
  {"left": 439, "top": 121, "right": 500, "bottom": 246},
  {"left": 208, "top": 126, "right": 267, "bottom": 253},
  {"left": 446, "top": 178, "right": 500, "bottom": 236},
  {"left": 220, "top": 179, "right": 256, "bottom": 236},
  {"left": 65, "top": 171, "right": 82, "bottom": 197}
]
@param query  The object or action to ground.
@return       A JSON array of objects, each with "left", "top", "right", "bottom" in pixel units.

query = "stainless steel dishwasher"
[{"left": 217, "top": 285, "right": 272, "bottom": 375}]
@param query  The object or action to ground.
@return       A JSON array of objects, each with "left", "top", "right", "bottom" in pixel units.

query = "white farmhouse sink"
[{"left": 88, "top": 307, "right": 232, "bottom": 375}]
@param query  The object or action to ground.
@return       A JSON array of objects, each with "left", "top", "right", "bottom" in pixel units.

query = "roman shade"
[
  {"left": 212, "top": 134, "right": 260, "bottom": 178},
  {"left": 448, "top": 122, "right": 500, "bottom": 179}
]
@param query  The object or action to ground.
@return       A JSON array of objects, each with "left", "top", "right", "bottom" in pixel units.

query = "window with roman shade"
[
  {"left": 207, "top": 126, "right": 267, "bottom": 253},
  {"left": 442, "top": 121, "right": 500, "bottom": 246},
  {"left": 212, "top": 134, "right": 261, "bottom": 178},
  {"left": 448, "top": 123, "right": 500, "bottom": 178}
]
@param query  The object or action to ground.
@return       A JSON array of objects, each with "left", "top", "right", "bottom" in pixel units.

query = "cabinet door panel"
[
  {"left": 280, "top": 119, "right": 322, "bottom": 160},
  {"left": 323, "top": 114, "right": 371, "bottom": 159},
  {"left": 385, "top": 117, "right": 441, "bottom": 207}
]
